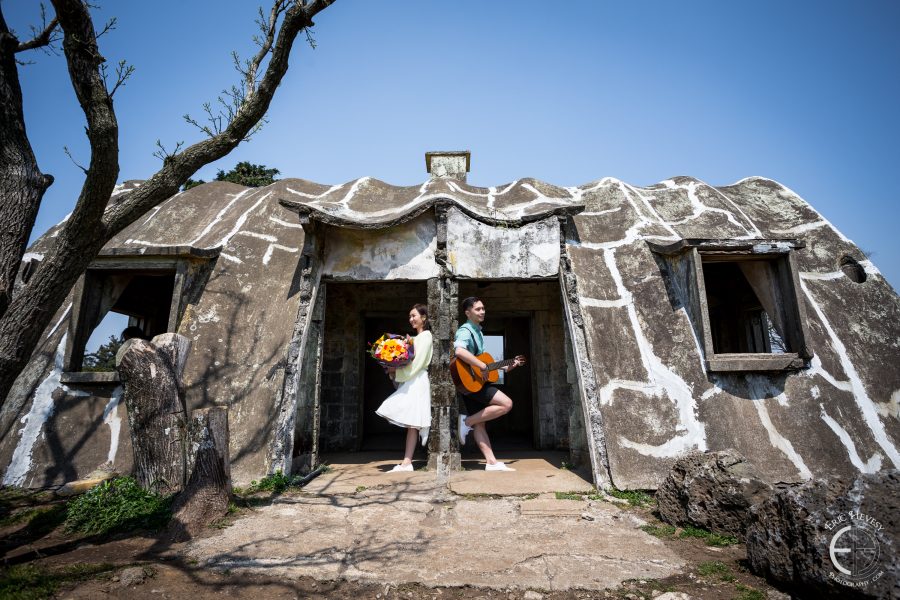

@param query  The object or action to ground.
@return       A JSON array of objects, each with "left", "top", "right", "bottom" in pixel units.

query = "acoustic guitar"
[{"left": 450, "top": 352, "right": 526, "bottom": 394}]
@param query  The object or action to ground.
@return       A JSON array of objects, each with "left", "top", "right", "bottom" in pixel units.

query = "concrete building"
[{"left": 3, "top": 151, "right": 899, "bottom": 490}]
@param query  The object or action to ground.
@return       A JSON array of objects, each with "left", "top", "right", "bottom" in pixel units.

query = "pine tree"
[{"left": 83, "top": 336, "right": 123, "bottom": 372}]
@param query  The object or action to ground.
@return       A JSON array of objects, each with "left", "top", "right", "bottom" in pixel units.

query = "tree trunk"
[
  {"left": 0, "top": 11, "right": 54, "bottom": 319},
  {"left": 169, "top": 406, "right": 230, "bottom": 541},
  {"left": 115, "top": 333, "right": 190, "bottom": 496}
]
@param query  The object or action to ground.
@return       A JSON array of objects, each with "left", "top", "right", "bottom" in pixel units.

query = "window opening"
[
  {"left": 71, "top": 269, "right": 176, "bottom": 372},
  {"left": 701, "top": 261, "right": 788, "bottom": 354},
  {"left": 483, "top": 334, "right": 505, "bottom": 384}
]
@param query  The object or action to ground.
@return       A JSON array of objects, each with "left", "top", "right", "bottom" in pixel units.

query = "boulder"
[
  {"left": 656, "top": 449, "right": 771, "bottom": 539},
  {"left": 745, "top": 470, "right": 899, "bottom": 599}
]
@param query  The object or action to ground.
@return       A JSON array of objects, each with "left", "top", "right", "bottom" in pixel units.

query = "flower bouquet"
[{"left": 368, "top": 333, "right": 415, "bottom": 368}]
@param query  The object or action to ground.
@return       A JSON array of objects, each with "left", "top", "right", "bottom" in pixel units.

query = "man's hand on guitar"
[{"left": 503, "top": 355, "right": 527, "bottom": 372}]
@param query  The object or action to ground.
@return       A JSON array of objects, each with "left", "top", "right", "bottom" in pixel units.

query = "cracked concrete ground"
[{"left": 188, "top": 455, "right": 685, "bottom": 592}]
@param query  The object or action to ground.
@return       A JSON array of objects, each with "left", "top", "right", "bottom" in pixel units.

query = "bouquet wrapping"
[{"left": 368, "top": 333, "right": 415, "bottom": 368}]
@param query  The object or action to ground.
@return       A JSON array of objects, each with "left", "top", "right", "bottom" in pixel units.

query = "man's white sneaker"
[
  {"left": 459, "top": 415, "right": 473, "bottom": 441},
  {"left": 485, "top": 462, "right": 515, "bottom": 472},
  {"left": 389, "top": 463, "right": 413, "bottom": 472}
]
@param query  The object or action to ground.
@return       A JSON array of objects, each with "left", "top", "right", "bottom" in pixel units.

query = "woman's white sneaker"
[
  {"left": 485, "top": 462, "right": 515, "bottom": 472},
  {"left": 389, "top": 463, "right": 414, "bottom": 472}
]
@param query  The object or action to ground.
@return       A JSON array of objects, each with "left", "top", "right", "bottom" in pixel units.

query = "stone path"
[{"left": 189, "top": 458, "right": 685, "bottom": 592}]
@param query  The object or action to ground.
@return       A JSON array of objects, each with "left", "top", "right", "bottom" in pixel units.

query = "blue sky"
[{"left": 8, "top": 0, "right": 900, "bottom": 302}]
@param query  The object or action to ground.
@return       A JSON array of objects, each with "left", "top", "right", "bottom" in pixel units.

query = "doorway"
[
  {"left": 458, "top": 280, "right": 575, "bottom": 454},
  {"left": 318, "top": 281, "right": 427, "bottom": 453}
]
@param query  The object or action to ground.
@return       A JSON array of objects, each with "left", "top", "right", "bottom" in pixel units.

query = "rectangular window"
[
  {"left": 483, "top": 334, "right": 505, "bottom": 384},
  {"left": 62, "top": 247, "right": 217, "bottom": 383},
  {"left": 650, "top": 239, "right": 813, "bottom": 372}
]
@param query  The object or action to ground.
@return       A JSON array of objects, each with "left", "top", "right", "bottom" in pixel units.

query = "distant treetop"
[{"left": 215, "top": 162, "right": 281, "bottom": 187}]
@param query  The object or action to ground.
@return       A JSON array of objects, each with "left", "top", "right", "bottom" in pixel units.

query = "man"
[{"left": 455, "top": 296, "right": 525, "bottom": 471}]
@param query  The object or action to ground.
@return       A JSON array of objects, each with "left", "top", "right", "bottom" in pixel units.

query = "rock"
[
  {"left": 523, "top": 592, "right": 543, "bottom": 600},
  {"left": 118, "top": 566, "right": 148, "bottom": 587},
  {"left": 655, "top": 593, "right": 694, "bottom": 600},
  {"left": 656, "top": 449, "right": 772, "bottom": 539},
  {"left": 746, "top": 470, "right": 899, "bottom": 599}
]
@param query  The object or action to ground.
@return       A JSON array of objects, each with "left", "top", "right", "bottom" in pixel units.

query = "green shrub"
[
  {"left": 64, "top": 477, "right": 171, "bottom": 535},
  {"left": 247, "top": 469, "right": 301, "bottom": 494}
]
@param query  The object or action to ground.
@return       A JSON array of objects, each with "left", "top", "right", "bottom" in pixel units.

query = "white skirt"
[{"left": 375, "top": 370, "right": 431, "bottom": 445}]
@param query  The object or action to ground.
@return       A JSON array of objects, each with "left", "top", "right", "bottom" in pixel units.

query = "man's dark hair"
[
  {"left": 461, "top": 296, "right": 482, "bottom": 313},
  {"left": 121, "top": 326, "right": 148, "bottom": 341}
]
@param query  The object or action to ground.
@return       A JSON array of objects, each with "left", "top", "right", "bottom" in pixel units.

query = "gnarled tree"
[{"left": 0, "top": 0, "right": 336, "bottom": 406}]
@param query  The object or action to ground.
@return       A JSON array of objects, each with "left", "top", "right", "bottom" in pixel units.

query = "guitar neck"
[{"left": 484, "top": 358, "right": 518, "bottom": 372}]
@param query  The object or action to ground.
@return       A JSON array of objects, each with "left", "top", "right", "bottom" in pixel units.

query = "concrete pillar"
[
  {"left": 427, "top": 203, "right": 461, "bottom": 479},
  {"left": 268, "top": 214, "right": 324, "bottom": 475},
  {"left": 557, "top": 216, "right": 612, "bottom": 489}
]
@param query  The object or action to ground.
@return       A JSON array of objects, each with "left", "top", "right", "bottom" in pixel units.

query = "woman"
[{"left": 375, "top": 304, "right": 433, "bottom": 472}]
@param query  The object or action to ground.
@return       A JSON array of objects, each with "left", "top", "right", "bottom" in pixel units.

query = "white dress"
[{"left": 375, "top": 330, "right": 433, "bottom": 445}]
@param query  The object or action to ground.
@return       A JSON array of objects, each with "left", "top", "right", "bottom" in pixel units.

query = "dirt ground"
[{"left": 1, "top": 494, "right": 790, "bottom": 600}]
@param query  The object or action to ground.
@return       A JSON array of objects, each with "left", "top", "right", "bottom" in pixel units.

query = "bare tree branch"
[
  {"left": 101, "top": 58, "right": 134, "bottom": 97},
  {"left": 63, "top": 145, "right": 88, "bottom": 173},
  {"left": 14, "top": 4, "right": 61, "bottom": 53},
  {"left": 0, "top": 0, "right": 339, "bottom": 412},
  {"left": 95, "top": 16, "right": 117, "bottom": 39},
  {"left": 152, "top": 139, "right": 185, "bottom": 163}
]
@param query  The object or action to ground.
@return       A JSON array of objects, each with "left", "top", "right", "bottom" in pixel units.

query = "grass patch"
[
  {"left": 0, "top": 504, "right": 66, "bottom": 529},
  {"left": 64, "top": 477, "right": 171, "bottom": 535},
  {"left": 355, "top": 486, "right": 367, "bottom": 493},
  {"left": 0, "top": 562, "right": 116, "bottom": 600},
  {"left": 521, "top": 493, "right": 539, "bottom": 500},
  {"left": 697, "top": 560, "right": 736, "bottom": 582},
  {"left": 640, "top": 523, "right": 738, "bottom": 546},
  {"left": 734, "top": 583, "right": 765, "bottom": 600},
  {"left": 640, "top": 523, "right": 677, "bottom": 539},
  {"left": 606, "top": 487, "right": 653, "bottom": 507},
  {"left": 678, "top": 525, "right": 739, "bottom": 547},
  {"left": 554, "top": 491, "right": 583, "bottom": 500}
]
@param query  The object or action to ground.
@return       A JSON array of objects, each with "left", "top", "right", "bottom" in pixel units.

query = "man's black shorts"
[{"left": 461, "top": 385, "right": 500, "bottom": 416}]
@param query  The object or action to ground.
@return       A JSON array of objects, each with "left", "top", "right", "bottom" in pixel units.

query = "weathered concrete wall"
[
  {"left": 566, "top": 176, "right": 900, "bottom": 488},
  {"left": 4, "top": 172, "right": 899, "bottom": 495},
  {"left": 1, "top": 181, "right": 307, "bottom": 487},
  {"left": 447, "top": 209, "right": 559, "bottom": 278},
  {"left": 323, "top": 213, "right": 439, "bottom": 280}
]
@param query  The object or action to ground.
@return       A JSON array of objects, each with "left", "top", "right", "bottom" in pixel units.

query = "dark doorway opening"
[
  {"left": 361, "top": 315, "right": 420, "bottom": 451},
  {"left": 319, "top": 281, "right": 427, "bottom": 453},
  {"left": 463, "top": 315, "right": 534, "bottom": 450},
  {"left": 457, "top": 279, "right": 573, "bottom": 457}
]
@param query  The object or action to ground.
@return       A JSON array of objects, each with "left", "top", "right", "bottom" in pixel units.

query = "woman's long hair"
[{"left": 412, "top": 303, "right": 431, "bottom": 331}]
